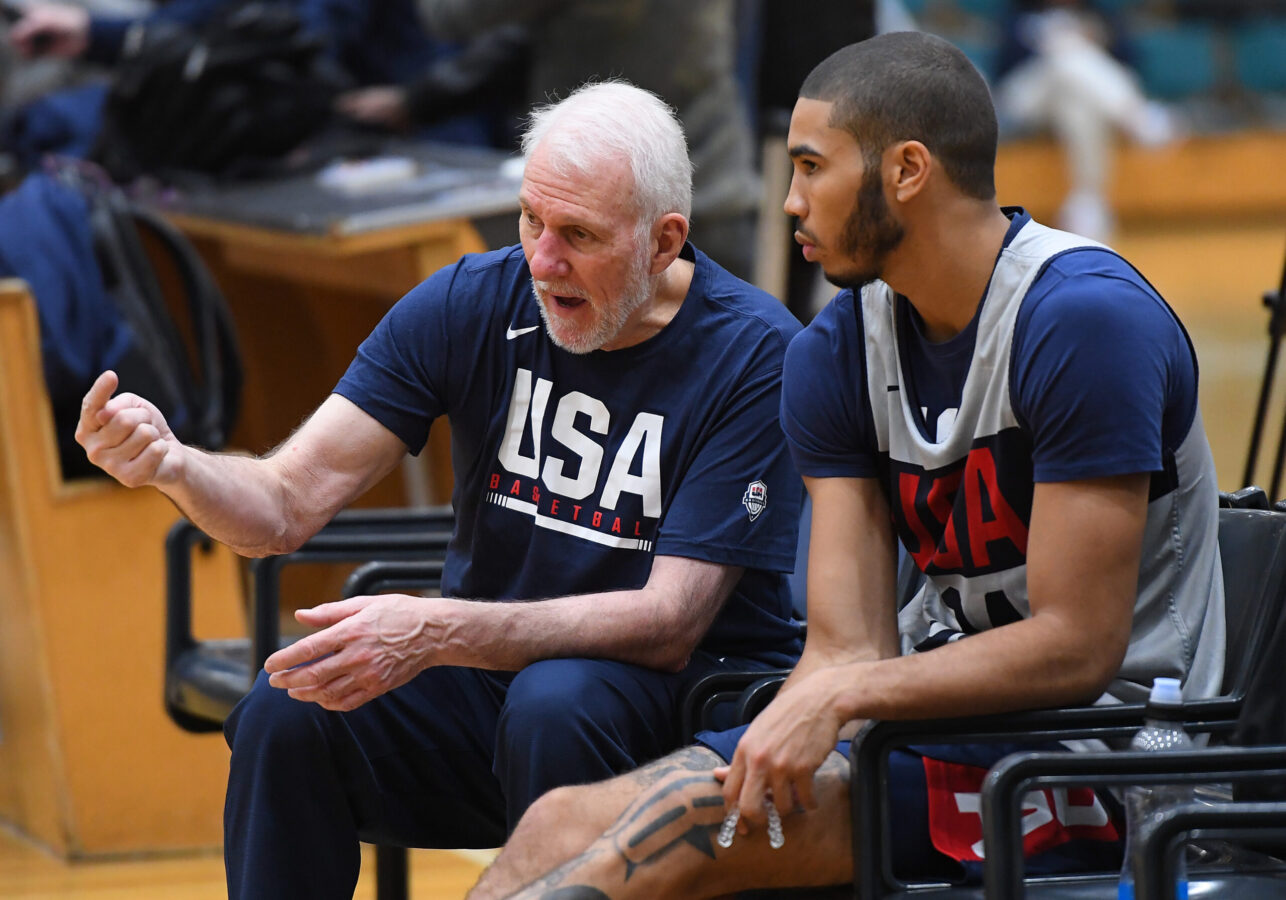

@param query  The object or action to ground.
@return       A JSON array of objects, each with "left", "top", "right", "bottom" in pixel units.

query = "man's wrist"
[{"left": 813, "top": 659, "right": 870, "bottom": 725}]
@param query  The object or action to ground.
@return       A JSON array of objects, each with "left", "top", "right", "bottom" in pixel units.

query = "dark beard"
[{"left": 825, "top": 167, "right": 905, "bottom": 290}]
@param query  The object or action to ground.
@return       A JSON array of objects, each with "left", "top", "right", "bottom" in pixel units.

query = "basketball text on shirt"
[{"left": 487, "top": 368, "right": 663, "bottom": 550}]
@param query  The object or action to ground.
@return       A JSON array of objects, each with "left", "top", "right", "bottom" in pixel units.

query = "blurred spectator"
[
  {"left": 876, "top": 0, "right": 917, "bottom": 35},
  {"left": 392, "top": 0, "right": 761, "bottom": 282},
  {"left": 336, "top": 23, "right": 528, "bottom": 150},
  {"left": 1, "top": 0, "right": 150, "bottom": 109},
  {"left": 992, "top": 0, "right": 1181, "bottom": 241},
  {"left": 749, "top": 0, "right": 875, "bottom": 319},
  {"left": 6, "top": 0, "right": 503, "bottom": 147}
]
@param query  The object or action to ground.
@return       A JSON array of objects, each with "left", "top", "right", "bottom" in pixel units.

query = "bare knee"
[{"left": 510, "top": 783, "right": 602, "bottom": 853}]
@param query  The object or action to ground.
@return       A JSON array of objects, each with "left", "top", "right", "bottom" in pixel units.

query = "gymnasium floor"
[
  {"left": 0, "top": 220, "right": 1281, "bottom": 900},
  {"left": 0, "top": 832, "right": 495, "bottom": 899}
]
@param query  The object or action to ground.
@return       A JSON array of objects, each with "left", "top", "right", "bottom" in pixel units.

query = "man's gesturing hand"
[
  {"left": 265, "top": 595, "right": 448, "bottom": 711},
  {"left": 75, "top": 370, "right": 182, "bottom": 487}
]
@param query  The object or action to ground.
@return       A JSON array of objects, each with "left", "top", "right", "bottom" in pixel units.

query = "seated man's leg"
[
  {"left": 495, "top": 656, "right": 717, "bottom": 828},
  {"left": 470, "top": 746, "right": 726, "bottom": 899},
  {"left": 473, "top": 744, "right": 853, "bottom": 900},
  {"left": 223, "top": 666, "right": 512, "bottom": 900}
]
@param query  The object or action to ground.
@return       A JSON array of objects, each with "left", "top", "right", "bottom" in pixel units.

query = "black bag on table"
[{"left": 91, "top": 3, "right": 349, "bottom": 182}]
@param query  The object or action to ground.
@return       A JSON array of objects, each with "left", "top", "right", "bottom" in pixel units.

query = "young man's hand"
[{"left": 716, "top": 666, "right": 850, "bottom": 831}]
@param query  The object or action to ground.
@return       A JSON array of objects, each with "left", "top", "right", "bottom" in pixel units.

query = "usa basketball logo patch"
[{"left": 742, "top": 480, "right": 768, "bottom": 521}]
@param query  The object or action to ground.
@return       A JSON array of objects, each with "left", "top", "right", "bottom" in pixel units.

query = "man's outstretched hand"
[{"left": 75, "top": 370, "right": 182, "bottom": 487}]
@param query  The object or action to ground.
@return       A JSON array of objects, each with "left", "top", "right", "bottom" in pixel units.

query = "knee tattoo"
[{"left": 606, "top": 771, "right": 727, "bottom": 881}]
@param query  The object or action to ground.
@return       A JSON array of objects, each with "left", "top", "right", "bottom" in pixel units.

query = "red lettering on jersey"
[
  {"left": 900, "top": 472, "right": 940, "bottom": 570},
  {"left": 634, "top": 521, "right": 641, "bottom": 536},
  {"left": 923, "top": 757, "right": 1118, "bottom": 862},
  {"left": 925, "top": 469, "right": 960, "bottom": 525},
  {"left": 963, "top": 447, "right": 1029, "bottom": 566},
  {"left": 572, "top": 505, "right": 582, "bottom": 521},
  {"left": 592, "top": 511, "right": 603, "bottom": 528},
  {"left": 611, "top": 517, "right": 621, "bottom": 534},
  {"left": 489, "top": 474, "right": 500, "bottom": 490},
  {"left": 938, "top": 515, "right": 965, "bottom": 571},
  {"left": 550, "top": 498, "right": 560, "bottom": 516},
  {"left": 927, "top": 470, "right": 964, "bottom": 570},
  {"left": 532, "top": 485, "right": 540, "bottom": 503},
  {"left": 509, "top": 480, "right": 521, "bottom": 496}
]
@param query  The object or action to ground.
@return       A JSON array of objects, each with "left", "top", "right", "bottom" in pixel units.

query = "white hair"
[{"left": 521, "top": 80, "right": 693, "bottom": 228}]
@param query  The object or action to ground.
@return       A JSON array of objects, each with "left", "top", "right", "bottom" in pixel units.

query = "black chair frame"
[
  {"left": 1134, "top": 800, "right": 1286, "bottom": 900},
  {"left": 980, "top": 746, "right": 1286, "bottom": 900},
  {"left": 837, "top": 501, "right": 1286, "bottom": 898},
  {"left": 164, "top": 507, "right": 454, "bottom": 900},
  {"left": 163, "top": 506, "right": 454, "bottom": 731}
]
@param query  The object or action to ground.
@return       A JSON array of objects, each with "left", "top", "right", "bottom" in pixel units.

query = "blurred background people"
[
  {"left": 991, "top": 0, "right": 1181, "bottom": 241},
  {"left": 344, "top": 0, "right": 762, "bottom": 281},
  {"left": 2, "top": 0, "right": 517, "bottom": 171}
]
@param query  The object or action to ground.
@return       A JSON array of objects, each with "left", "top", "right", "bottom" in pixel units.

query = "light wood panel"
[
  {"left": 0, "top": 283, "right": 246, "bottom": 856},
  {"left": 172, "top": 214, "right": 489, "bottom": 504},
  {"left": 1112, "top": 222, "right": 1286, "bottom": 491},
  {"left": 995, "top": 130, "right": 1286, "bottom": 226},
  {"left": 993, "top": 130, "right": 1286, "bottom": 491},
  {"left": 0, "top": 827, "right": 493, "bottom": 899}
]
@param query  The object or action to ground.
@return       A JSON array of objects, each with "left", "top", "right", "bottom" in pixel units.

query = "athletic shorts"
[{"left": 695, "top": 724, "right": 1123, "bottom": 885}]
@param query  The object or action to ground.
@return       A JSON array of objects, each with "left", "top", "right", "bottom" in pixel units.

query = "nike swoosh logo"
[{"left": 506, "top": 324, "right": 540, "bottom": 340}]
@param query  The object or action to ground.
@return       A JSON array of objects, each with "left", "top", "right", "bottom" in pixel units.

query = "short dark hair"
[{"left": 800, "top": 32, "right": 998, "bottom": 200}]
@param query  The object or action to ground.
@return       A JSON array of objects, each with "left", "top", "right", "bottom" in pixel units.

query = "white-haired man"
[{"left": 75, "top": 81, "right": 805, "bottom": 899}]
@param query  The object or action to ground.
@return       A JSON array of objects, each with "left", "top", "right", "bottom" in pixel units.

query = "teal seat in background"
[
  {"left": 1133, "top": 23, "right": 1221, "bottom": 100},
  {"left": 1233, "top": 19, "right": 1286, "bottom": 94},
  {"left": 954, "top": 0, "right": 1008, "bottom": 21}
]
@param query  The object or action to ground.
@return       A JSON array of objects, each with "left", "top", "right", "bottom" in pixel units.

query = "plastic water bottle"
[{"left": 1118, "top": 677, "right": 1194, "bottom": 900}]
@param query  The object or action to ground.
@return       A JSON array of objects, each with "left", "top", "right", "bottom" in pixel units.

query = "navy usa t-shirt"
[{"left": 336, "top": 242, "right": 804, "bottom": 665}]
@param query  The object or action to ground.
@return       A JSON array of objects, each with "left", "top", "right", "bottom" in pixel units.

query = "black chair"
[
  {"left": 164, "top": 506, "right": 454, "bottom": 730},
  {"left": 673, "top": 492, "right": 1286, "bottom": 896},
  {"left": 849, "top": 501, "right": 1286, "bottom": 899},
  {"left": 1133, "top": 799, "right": 1286, "bottom": 900},
  {"left": 980, "top": 746, "right": 1286, "bottom": 900},
  {"left": 164, "top": 506, "right": 454, "bottom": 900}
]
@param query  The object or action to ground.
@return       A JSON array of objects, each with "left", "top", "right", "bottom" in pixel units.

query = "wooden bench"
[
  {"left": 0, "top": 279, "right": 244, "bottom": 857},
  {"left": 995, "top": 129, "right": 1286, "bottom": 226}
]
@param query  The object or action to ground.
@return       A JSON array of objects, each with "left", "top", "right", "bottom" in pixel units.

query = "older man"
[{"left": 75, "top": 81, "right": 804, "bottom": 899}]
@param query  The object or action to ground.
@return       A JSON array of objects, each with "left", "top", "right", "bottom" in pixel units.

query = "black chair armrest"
[
  {"left": 849, "top": 703, "right": 1245, "bottom": 899},
  {"left": 978, "top": 745, "right": 1286, "bottom": 900},
  {"left": 679, "top": 669, "right": 794, "bottom": 743},
  {"left": 1134, "top": 800, "right": 1286, "bottom": 900},
  {"left": 248, "top": 508, "right": 454, "bottom": 669},
  {"left": 735, "top": 674, "right": 789, "bottom": 725},
  {"left": 164, "top": 507, "right": 455, "bottom": 729},
  {"left": 165, "top": 518, "right": 213, "bottom": 678},
  {"left": 344, "top": 560, "right": 448, "bottom": 598}
]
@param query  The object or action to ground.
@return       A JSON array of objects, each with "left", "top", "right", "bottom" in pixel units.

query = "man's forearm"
[
  {"left": 437, "top": 591, "right": 709, "bottom": 673},
  {"left": 155, "top": 447, "right": 321, "bottom": 557},
  {"left": 820, "top": 613, "right": 1119, "bottom": 726},
  {"left": 429, "top": 558, "right": 737, "bottom": 673}
]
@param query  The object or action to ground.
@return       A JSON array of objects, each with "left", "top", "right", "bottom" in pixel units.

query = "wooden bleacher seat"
[
  {"left": 995, "top": 128, "right": 1286, "bottom": 228},
  {"left": 0, "top": 279, "right": 244, "bottom": 858}
]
